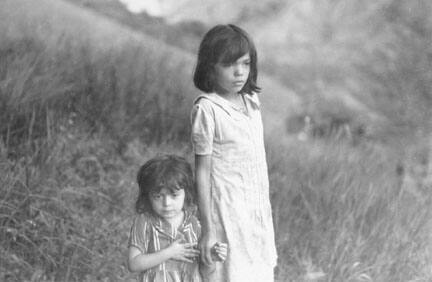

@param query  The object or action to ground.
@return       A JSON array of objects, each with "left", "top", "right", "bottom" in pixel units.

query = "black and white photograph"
[{"left": 1, "top": 0, "right": 431, "bottom": 281}]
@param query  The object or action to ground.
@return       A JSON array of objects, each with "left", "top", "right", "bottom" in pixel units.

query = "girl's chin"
[
  {"left": 215, "top": 85, "right": 243, "bottom": 95},
  {"left": 218, "top": 88, "right": 242, "bottom": 95},
  {"left": 157, "top": 210, "right": 183, "bottom": 220}
]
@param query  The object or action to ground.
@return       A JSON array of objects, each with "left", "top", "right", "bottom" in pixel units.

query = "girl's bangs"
[
  {"left": 218, "top": 34, "right": 250, "bottom": 64},
  {"left": 151, "top": 172, "right": 185, "bottom": 194}
]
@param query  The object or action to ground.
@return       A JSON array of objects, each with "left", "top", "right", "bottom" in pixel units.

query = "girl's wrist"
[
  {"left": 199, "top": 217, "right": 213, "bottom": 233},
  {"left": 161, "top": 244, "right": 174, "bottom": 260},
  {"left": 200, "top": 225, "right": 214, "bottom": 236}
]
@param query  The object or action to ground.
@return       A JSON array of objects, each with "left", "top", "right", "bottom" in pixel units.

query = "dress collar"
[
  {"left": 194, "top": 92, "right": 260, "bottom": 117},
  {"left": 244, "top": 92, "right": 261, "bottom": 108},
  {"left": 147, "top": 207, "right": 196, "bottom": 240}
]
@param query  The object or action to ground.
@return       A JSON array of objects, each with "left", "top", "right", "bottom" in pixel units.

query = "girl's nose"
[
  {"left": 162, "top": 196, "right": 170, "bottom": 206},
  {"left": 234, "top": 65, "right": 244, "bottom": 76},
  {"left": 162, "top": 195, "right": 172, "bottom": 206}
]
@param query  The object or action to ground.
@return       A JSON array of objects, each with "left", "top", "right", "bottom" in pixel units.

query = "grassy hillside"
[
  {"left": 1, "top": 0, "right": 432, "bottom": 281},
  {"left": 63, "top": 0, "right": 303, "bottom": 133},
  {"left": 244, "top": 0, "right": 432, "bottom": 139},
  {"left": 66, "top": 0, "right": 207, "bottom": 53},
  {"left": 0, "top": 1, "right": 198, "bottom": 280},
  {"left": 68, "top": 0, "right": 432, "bottom": 143}
]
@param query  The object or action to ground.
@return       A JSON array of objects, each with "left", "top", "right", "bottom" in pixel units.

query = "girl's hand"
[
  {"left": 199, "top": 232, "right": 216, "bottom": 266},
  {"left": 212, "top": 242, "right": 228, "bottom": 262},
  {"left": 167, "top": 239, "right": 200, "bottom": 263}
]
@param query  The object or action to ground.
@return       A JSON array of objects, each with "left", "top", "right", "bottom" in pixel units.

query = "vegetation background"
[{"left": 1, "top": 0, "right": 432, "bottom": 281}]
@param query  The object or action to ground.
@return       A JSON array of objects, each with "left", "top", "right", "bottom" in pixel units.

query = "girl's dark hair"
[
  {"left": 193, "top": 24, "right": 260, "bottom": 95},
  {"left": 135, "top": 155, "right": 195, "bottom": 214}
]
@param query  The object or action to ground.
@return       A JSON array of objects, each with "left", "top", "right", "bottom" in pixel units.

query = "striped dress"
[{"left": 128, "top": 209, "right": 201, "bottom": 282}]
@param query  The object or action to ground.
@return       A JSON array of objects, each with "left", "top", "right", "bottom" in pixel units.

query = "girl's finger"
[
  {"left": 183, "top": 242, "right": 194, "bottom": 248},
  {"left": 215, "top": 246, "right": 227, "bottom": 253},
  {"left": 179, "top": 256, "right": 193, "bottom": 263},
  {"left": 186, "top": 250, "right": 200, "bottom": 257},
  {"left": 218, "top": 244, "right": 228, "bottom": 250}
]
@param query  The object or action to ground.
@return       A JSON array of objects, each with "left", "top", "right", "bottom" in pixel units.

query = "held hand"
[
  {"left": 212, "top": 242, "right": 228, "bottom": 262},
  {"left": 199, "top": 232, "right": 216, "bottom": 266},
  {"left": 167, "top": 239, "right": 200, "bottom": 263}
]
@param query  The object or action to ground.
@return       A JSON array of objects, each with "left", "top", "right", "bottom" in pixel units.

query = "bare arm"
[
  {"left": 195, "top": 154, "right": 212, "bottom": 234},
  {"left": 128, "top": 240, "right": 199, "bottom": 272},
  {"left": 128, "top": 246, "right": 172, "bottom": 272},
  {"left": 195, "top": 154, "right": 216, "bottom": 266}
]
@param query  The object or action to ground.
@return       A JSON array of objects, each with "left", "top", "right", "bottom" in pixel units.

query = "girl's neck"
[
  {"left": 215, "top": 89, "right": 237, "bottom": 99},
  {"left": 215, "top": 91, "right": 245, "bottom": 109}
]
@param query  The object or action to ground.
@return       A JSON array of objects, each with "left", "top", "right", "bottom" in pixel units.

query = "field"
[{"left": 1, "top": 0, "right": 432, "bottom": 281}]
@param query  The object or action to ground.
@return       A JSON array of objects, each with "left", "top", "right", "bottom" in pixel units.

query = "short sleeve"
[
  {"left": 181, "top": 208, "right": 202, "bottom": 244},
  {"left": 190, "top": 102, "right": 215, "bottom": 155},
  {"left": 128, "top": 215, "right": 150, "bottom": 253}
]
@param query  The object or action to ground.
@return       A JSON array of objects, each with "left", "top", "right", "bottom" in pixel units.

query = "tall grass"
[
  {"left": 266, "top": 0, "right": 432, "bottom": 139},
  {"left": 268, "top": 137, "right": 432, "bottom": 281},
  {"left": 1, "top": 1, "right": 432, "bottom": 281},
  {"left": 0, "top": 12, "right": 197, "bottom": 280},
  {"left": 0, "top": 27, "right": 196, "bottom": 153},
  {"left": 1, "top": 134, "right": 131, "bottom": 281}
]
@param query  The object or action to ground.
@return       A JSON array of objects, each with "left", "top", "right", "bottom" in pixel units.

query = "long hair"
[
  {"left": 135, "top": 155, "right": 195, "bottom": 214},
  {"left": 193, "top": 24, "right": 260, "bottom": 95}
]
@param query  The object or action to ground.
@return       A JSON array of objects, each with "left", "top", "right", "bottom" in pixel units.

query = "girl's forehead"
[
  {"left": 237, "top": 53, "right": 250, "bottom": 61},
  {"left": 151, "top": 186, "right": 180, "bottom": 195},
  {"left": 150, "top": 180, "right": 182, "bottom": 193},
  {"left": 218, "top": 52, "right": 250, "bottom": 64}
]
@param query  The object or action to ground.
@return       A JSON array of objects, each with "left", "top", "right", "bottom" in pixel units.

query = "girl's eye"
[
  {"left": 151, "top": 194, "right": 161, "bottom": 199},
  {"left": 244, "top": 61, "right": 250, "bottom": 66}
]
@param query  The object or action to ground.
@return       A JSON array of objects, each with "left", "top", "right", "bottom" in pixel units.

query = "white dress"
[{"left": 191, "top": 92, "right": 277, "bottom": 282}]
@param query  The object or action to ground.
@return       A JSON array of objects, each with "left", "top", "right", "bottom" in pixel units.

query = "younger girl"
[
  {"left": 128, "top": 155, "right": 227, "bottom": 282},
  {"left": 191, "top": 25, "right": 278, "bottom": 281}
]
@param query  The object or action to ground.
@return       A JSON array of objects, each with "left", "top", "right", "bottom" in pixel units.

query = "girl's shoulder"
[
  {"left": 133, "top": 212, "right": 157, "bottom": 228},
  {"left": 193, "top": 93, "right": 217, "bottom": 109},
  {"left": 191, "top": 94, "right": 219, "bottom": 120},
  {"left": 184, "top": 206, "right": 200, "bottom": 226},
  {"left": 193, "top": 92, "right": 237, "bottom": 116},
  {"left": 244, "top": 91, "right": 261, "bottom": 108}
]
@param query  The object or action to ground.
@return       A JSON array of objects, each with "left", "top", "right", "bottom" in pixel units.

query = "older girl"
[{"left": 191, "top": 24, "right": 277, "bottom": 281}]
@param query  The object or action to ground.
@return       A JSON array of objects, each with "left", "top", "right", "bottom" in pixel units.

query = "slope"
[{"left": 2, "top": 0, "right": 301, "bottom": 137}]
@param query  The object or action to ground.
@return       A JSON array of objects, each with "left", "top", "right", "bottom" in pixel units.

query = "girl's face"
[
  {"left": 149, "top": 187, "right": 185, "bottom": 221},
  {"left": 214, "top": 53, "right": 250, "bottom": 95}
]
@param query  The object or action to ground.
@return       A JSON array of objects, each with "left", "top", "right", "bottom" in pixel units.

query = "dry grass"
[
  {"left": 264, "top": 0, "right": 432, "bottom": 140},
  {"left": 268, "top": 137, "right": 432, "bottom": 281},
  {"left": 0, "top": 2, "right": 197, "bottom": 280},
  {"left": 1, "top": 0, "right": 432, "bottom": 281}
]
